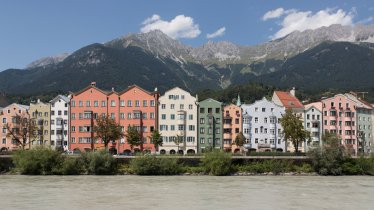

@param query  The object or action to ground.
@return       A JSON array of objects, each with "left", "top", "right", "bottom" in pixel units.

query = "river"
[{"left": 0, "top": 176, "right": 373, "bottom": 210}]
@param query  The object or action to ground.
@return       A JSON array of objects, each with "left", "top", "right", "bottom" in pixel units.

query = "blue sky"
[{"left": 0, "top": 0, "right": 373, "bottom": 71}]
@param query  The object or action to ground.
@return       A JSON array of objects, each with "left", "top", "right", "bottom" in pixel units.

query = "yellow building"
[{"left": 29, "top": 99, "right": 51, "bottom": 146}]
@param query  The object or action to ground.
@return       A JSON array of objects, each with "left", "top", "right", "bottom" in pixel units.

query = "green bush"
[
  {"left": 202, "top": 150, "right": 232, "bottom": 176},
  {"left": 356, "top": 156, "right": 374, "bottom": 175},
  {"left": 293, "top": 163, "right": 314, "bottom": 173},
  {"left": 341, "top": 161, "right": 363, "bottom": 175},
  {"left": 182, "top": 166, "right": 205, "bottom": 174},
  {"left": 80, "top": 150, "right": 117, "bottom": 175},
  {"left": 13, "top": 147, "right": 64, "bottom": 175},
  {"left": 61, "top": 157, "right": 85, "bottom": 175},
  {"left": 237, "top": 160, "right": 293, "bottom": 174},
  {"left": 130, "top": 156, "right": 182, "bottom": 175}
]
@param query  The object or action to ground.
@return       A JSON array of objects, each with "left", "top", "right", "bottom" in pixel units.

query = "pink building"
[
  {"left": 0, "top": 103, "right": 29, "bottom": 151},
  {"left": 322, "top": 94, "right": 357, "bottom": 155}
]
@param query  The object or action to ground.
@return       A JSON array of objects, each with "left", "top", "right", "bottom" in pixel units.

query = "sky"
[{"left": 0, "top": 0, "right": 373, "bottom": 71}]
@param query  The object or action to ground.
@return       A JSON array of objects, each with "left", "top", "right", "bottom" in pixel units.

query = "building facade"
[
  {"left": 50, "top": 95, "right": 70, "bottom": 151},
  {"left": 242, "top": 98, "right": 285, "bottom": 152},
  {"left": 322, "top": 94, "right": 358, "bottom": 155},
  {"left": 29, "top": 99, "right": 51, "bottom": 147},
  {"left": 158, "top": 87, "right": 198, "bottom": 154},
  {"left": 345, "top": 93, "right": 373, "bottom": 154},
  {"left": 303, "top": 102, "right": 323, "bottom": 151},
  {"left": 118, "top": 85, "right": 159, "bottom": 154},
  {"left": 197, "top": 98, "right": 223, "bottom": 153},
  {"left": 223, "top": 104, "right": 242, "bottom": 152},
  {"left": 0, "top": 103, "right": 29, "bottom": 151},
  {"left": 70, "top": 82, "right": 108, "bottom": 152}
]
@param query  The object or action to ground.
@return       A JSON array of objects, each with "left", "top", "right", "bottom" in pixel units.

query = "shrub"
[
  {"left": 293, "top": 163, "right": 314, "bottom": 173},
  {"left": 80, "top": 150, "right": 117, "bottom": 175},
  {"left": 13, "top": 147, "right": 64, "bottom": 175},
  {"left": 202, "top": 150, "right": 232, "bottom": 176},
  {"left": 130, "top": 155, "right": 182, "bottom": 175},
  {"left": 237, "top": 160, "right": 293, "bottom": 174},
  {"left": 61, "top": 157, "right": 85, "bottom": 175},
  {"left": 341, "top": 161, "right": 363, "bottom": 175},
  {"left": 356, "top": 156, "right": 374, "bottom": 175}
]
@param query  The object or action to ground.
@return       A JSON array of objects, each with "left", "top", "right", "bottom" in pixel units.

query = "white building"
[
  {"left": 158, "top": 87, "right": 198, "bottom": 154},
  {"left": 242, "top": 97, "right": 286, "bottom": 152},
  {"left": 303, "top": 102, "right": 323, "bottom": 152},
  {"left": 50, "top": 95, "right": 70, "bottom": 151}
]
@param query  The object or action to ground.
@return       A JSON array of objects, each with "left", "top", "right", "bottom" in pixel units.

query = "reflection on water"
[{"left": 0, "top": 176, "right": 373, "bottom": 210}]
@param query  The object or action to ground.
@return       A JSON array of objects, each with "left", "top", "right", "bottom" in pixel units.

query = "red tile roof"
[{"left": 274, "top": 91, "right": 303, "bottom": 109}]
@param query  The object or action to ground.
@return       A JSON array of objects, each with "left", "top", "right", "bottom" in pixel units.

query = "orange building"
[
  {"left": 118, "top": 85, "right": 159, "bottom": 154},
  {"left": 223, "top": 104, "right": 242, "bottom": 153},
  {"left": 69, "top": 82, "right": 158, "bottom": 154}
]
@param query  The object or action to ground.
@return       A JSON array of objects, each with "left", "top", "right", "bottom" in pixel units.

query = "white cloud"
[
  {"left": 262, "top": 8, "right": 285, "bottom": 20},
  {"left": 266, "top": 8, "right": 354, "bottom": 39},
  {"left": 206, "top": 27, "right": 226, "bottom": 39},
  {"left": 140, "top": 14, "right": 201, "bottom": 39}
]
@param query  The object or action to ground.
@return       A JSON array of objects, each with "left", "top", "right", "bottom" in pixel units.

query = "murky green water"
[{"left": 0, "top": 176, "right": 373, "bottom": 210}]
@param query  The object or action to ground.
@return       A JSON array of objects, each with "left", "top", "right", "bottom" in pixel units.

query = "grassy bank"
[{"left": 2, "top": 147, "right": 374, "bottom": 176}]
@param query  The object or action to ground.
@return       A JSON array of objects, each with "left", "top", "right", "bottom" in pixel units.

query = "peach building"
[
  {"left": 322, "top": 94, "right": 358, "bottom": 155},
  {"left": 69, "top": 82, "right": 158, "bottom": 154},
  {"left": 118, "top": 85, "right": 159, "bottom": 154},
  {"left": 0, "top": 103, "right": 29, "bottom": 151},
  {"left": 223, "top": 104, "right": 242, "bottom": 153}
]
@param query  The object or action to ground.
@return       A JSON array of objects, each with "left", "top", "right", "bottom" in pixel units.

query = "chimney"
[
  {"left": 111, "top": 87, "right": 115, "bottom": 92},
  {"left": 290, "top": 87, "right": 296, "bottom": 96},
  {"left": 91, "top": 82, "right": 96, "bottom": 87},
  {"left": 37, "top": 99, "right": 41, "bottom": 103}
]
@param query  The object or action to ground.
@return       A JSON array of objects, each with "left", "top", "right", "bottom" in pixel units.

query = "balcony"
[
  {"left": 223, "top": 133, "right": 232, "bottom": 139},
  {"left": 243, "top": 143, "right": 252, "bottom": 149}
]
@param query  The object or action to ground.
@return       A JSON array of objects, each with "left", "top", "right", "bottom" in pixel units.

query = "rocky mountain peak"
[{"left": 26, "top": 53, "right": 70, "bottom": 69}]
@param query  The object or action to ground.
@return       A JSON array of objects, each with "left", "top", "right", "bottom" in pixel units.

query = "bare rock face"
[{"left": 26, "top": 53, "right": 70, "bottom": 69}]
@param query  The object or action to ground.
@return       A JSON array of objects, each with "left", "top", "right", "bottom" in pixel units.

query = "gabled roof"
[
  {"left": 3, "top": 103, "right": 29, "bottom": 111},
  {"left": 50, "top": 95, "right": 70, "bottom": 103},
  {"left": 70, "top": 84, "right": 109, "bottom": 97},
  {"left": 274, "top": 91, "right": 303, "bottom": 109},
  {"left": 119, "top": 84, "right": 155, "bottom": 95},
  {"left": 304, "top": 102, "right": 322, "bottom": 112},
  {"left": 345, "top": 93, "right": 372, "bottom": 109},
  {"left": 199, "top": 98, "right": 222, "bottom": 104}
]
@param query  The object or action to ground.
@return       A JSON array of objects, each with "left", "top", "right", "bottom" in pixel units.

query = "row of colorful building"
[{"left": 0, "top": 82, "right": 373, "bottom": 155}]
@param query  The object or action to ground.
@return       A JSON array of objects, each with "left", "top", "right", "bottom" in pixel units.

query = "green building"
[{"left": 198, "top": 98, "right": 223, "bottom": 153}]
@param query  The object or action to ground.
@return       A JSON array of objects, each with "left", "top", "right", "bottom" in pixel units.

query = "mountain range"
[{"left": 0, "top": 24, "right": 374, "bottom": 95}]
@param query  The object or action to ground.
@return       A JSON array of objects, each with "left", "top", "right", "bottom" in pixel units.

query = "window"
[
  {"left": 187, "top": 137, "right": 195, "bottom": 143},
  {"left": 2, "top": 118, "right": 6, "bottom": 123},
  {"left": 120, "top": 100, "right": 125, "bottom": 107},
  {"left": 189, "top": 104, "right": 193, "bottom": 110},
  {"left": 71, "top": 113, "right": 75, "bottom": 120},
  {"left": 143, "top": 100, "right": 147, "bottom": 107},
  {"left": 51, "top": 111, "right": 55, "bottom": 116},
  {"left": 94, "top": 100, "right": 99, "bottom": 107},
  {"left": 262, "top": 108, "right": 266, "bottom": 112},
  {"left": 200, "top": 118, "right": 205, "bottom": 124},
  {"left": 86, "top": 101, "right": 90, "bottom": 107},
  {"left": 264, "top": 118, "right": 267, "bottom": 123},
  {"left": 101, "top": 100, "right": 106, "bottom": 107},
  {"left": 307, "top": 114, "right": 310, "bottom": 120},
  {"left": 208, "top": 108, "right": 212, "bottom": 114},
  {"left": 170, "top": 125, "right": 175, "bottom": 131},
  {"left": 150, "top": 113, "right": 155, "bottom": 119},
  {"left": 200, "top": 108, "right": 205, "bottom": 113},
  {"left": 64, "top": 111, "right": 68, "bottom": 115},
  {"left": 111, "top": 100, "right": 115, "bottom": 107},
  {"left": 189, "top": 114, "right": 193, "bottom": 120},
  {"left": 120, "top": 113, "right": 125, "bottom": 119},
  {"left": 58, "top": 110, "right": 62, "bottom": 116},
  {"left": 71, "top": 100, "right": 76, "bottom": 107},
  {"left": 215, "top": 108, "right": 220, "bottom": 113},
  {"left": 110, "top": 113, "right": 115, "bottom": 119},
  {"left": 161, "top": 104, "right": 166, "bottom": 109},
  {"left": 255, "top": 128, "right": 258, "bottom": 133},
  {"left": 150, "top": 100, "right": 155, "bottom": 107},
  {"left": 2, "top": 138, "right": 6, "bottom": 144},
  {"left": 200, "top": 138, "right": 205, "bottom": 144},
  {"left": 254, "top": 117, "right": 258, "bottom": 123},
  {"left": 216, "top": 118, "right": 221, "bottom": 124},
  {"left": 255, "top": 138, "right": 258, "bottom": 143},
  {"left": 170, "top": 114, "right": 175, "bottom": 120},
  {"left": 160, "top": 125, "right": 168, "bottom": 131},
  {"left": 170, "top": 104, "right": 175, "bottom": 109},
  {"left": 135, "top": 100, "right": 140, "bottom": 107},
  {"left": 79, "top": 101, "right": 83, "bottom": 107},
  {"left": 200, "top": 127, "right": 205, "bottom": 134},
  {"left": 255, "top": 107, "right": 258, "bottom": 112},
  {"left": 178, "top": 125, "right": 185, "bottom": 131},
  {"left": 162, "top": 114, "right": 166, "bottom": 120},
  {"left": 127, "top": 100, "right": 132, "bottom": 107},
  {"left": 71, "top": 137, "right": 76, "bottom": 143},
  {"left": 189, "top": 125, "right": 195, "bottom": 131},
  {"left": 127, "top": 113, "right": 132, "bottom": 119},
  {"left": 51, "top": 120, "right": 55, "bottom": 125},
  {"left": 216, "top": 128, "right": 220, "bottom": 134}
]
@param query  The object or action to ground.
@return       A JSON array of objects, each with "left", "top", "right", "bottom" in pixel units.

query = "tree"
[
  {"left": 280, "top": 109, "right": 310, "bottom": 153},
  {"left": 173, "top": 135, "right": 184, "bottom": 154},
  {"left": 125, "top": 125, "right": 142, "bottom": 151},
  {"left": 307, "top": 132, "right": 349, "bottom": 175},
  {"left": 5, "top": 113, "right": 38, "bottom": 150},
  {"left": 150, "top": 130, "right": 163, "bottom": 152},
  {"left": 93, "top": 116, "right": 124, "bottom": 150},
  {"left": 234, "top": 132, "right": 245, "bottom": 148}
]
